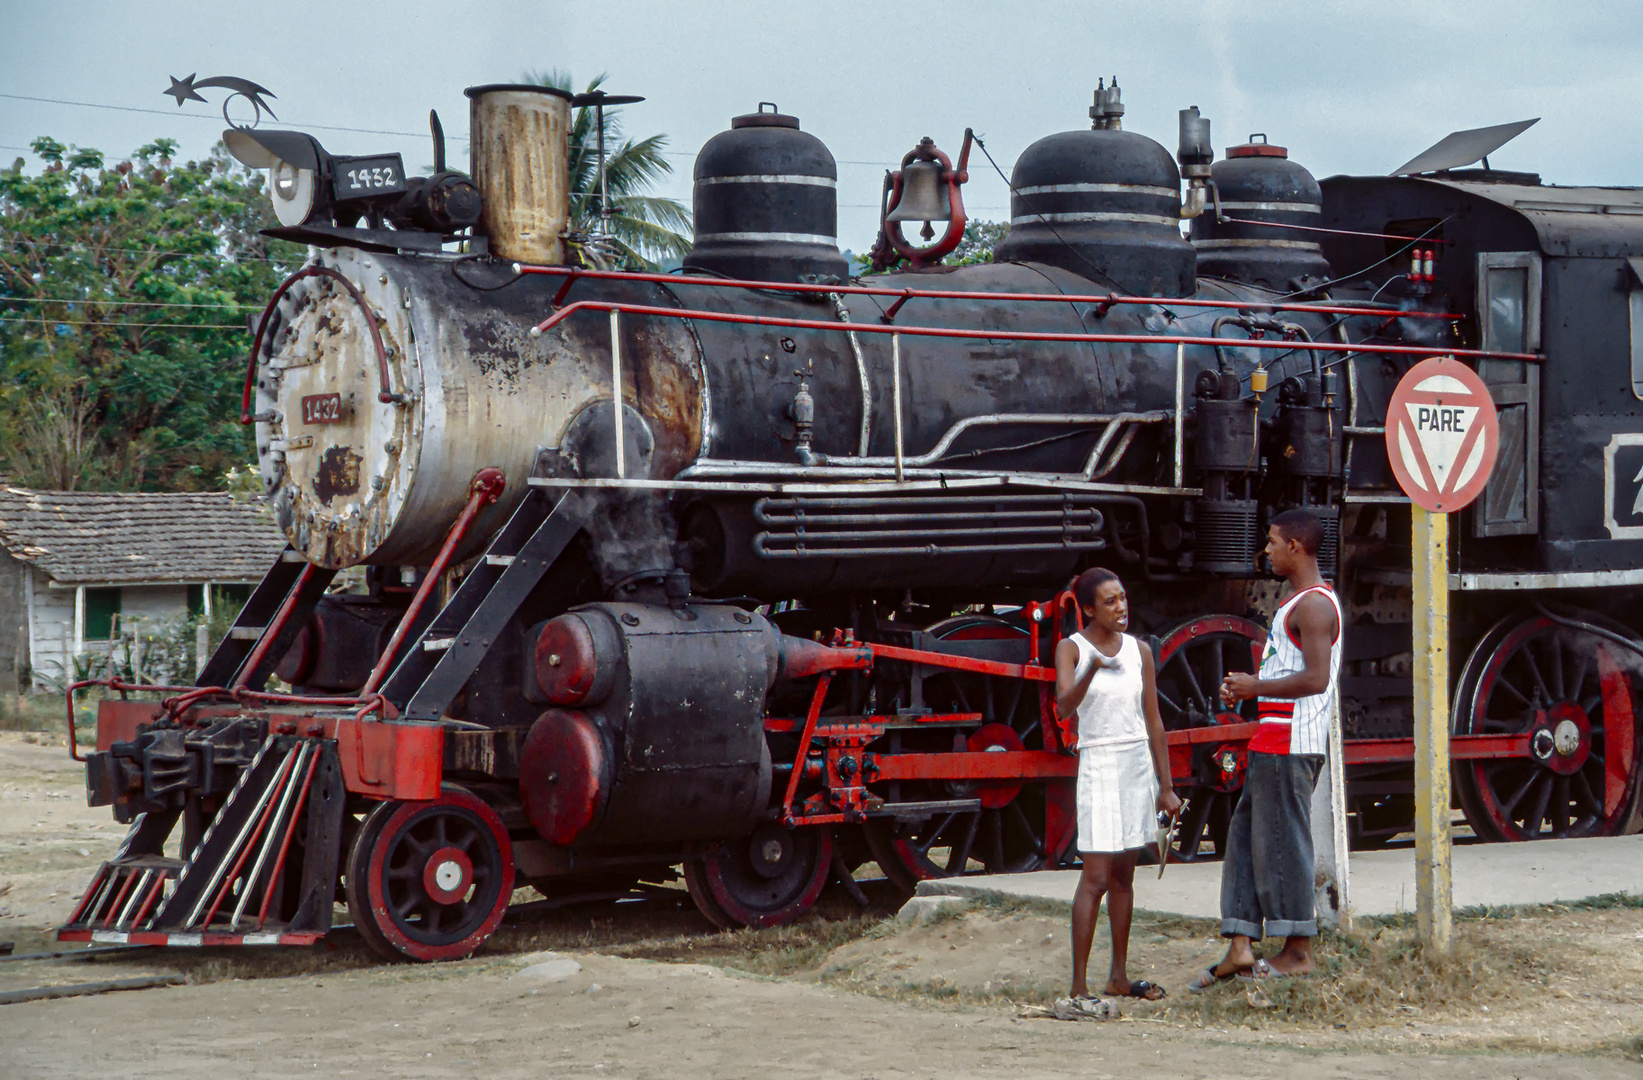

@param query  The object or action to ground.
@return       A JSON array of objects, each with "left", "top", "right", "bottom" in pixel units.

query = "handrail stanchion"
[
  {"left": 610, "top": 309, "right": 625, "bottom": 480},
  {"left": 892, "top": 332, "right": 905, "bottom": 482},
  {"left": 1174, "top": 341, "right": 1185, "bottom": 489}
]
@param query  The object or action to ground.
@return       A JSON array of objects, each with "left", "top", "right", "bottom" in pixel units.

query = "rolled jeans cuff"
[
  {"left": 1261, "top": 917, "right": 1318, "bottom": 939},
  {"left": 1220, "top": 918, "right": 1263, "bottom": 940}
]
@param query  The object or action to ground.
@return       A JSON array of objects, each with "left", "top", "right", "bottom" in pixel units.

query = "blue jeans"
[{"left": 1219, "top": 751, "right": 1323, "bottom": 940}]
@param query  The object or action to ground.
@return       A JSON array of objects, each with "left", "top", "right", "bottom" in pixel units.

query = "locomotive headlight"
[
  {"left": 273, "top": 161, "right": 299, "bottom": 200},
  {"left": 265, "top": 158, "right": 317, "bottom": 226},
  {"left": 224, "top": 127, "right": 329, "bottom": 227}
]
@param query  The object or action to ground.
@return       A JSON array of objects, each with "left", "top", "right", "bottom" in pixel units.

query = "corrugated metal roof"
[{"left": 0, "top": 487, "right": 287, "bottom": 586}]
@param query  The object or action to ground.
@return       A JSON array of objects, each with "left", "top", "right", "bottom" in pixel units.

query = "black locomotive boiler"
[{"left": 58, "top": 82, "right": 1642, "bottom": 960}]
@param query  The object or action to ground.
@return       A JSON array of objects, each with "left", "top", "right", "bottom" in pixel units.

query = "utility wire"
[
  {"left": 0, "top": 239, "right": 290, "bottom": 263},
  {"left": 0, "top": 315, "right": 244, "bottom": 330},
  {"left": 0, "top": 90, "right": 1003, "bottom": 168},
  {"left": 1, "top": 296, "right": 255, "bottom": 311}
]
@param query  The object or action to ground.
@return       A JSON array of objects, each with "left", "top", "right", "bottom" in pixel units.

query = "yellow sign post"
[
  {"left": 1410, "top": 508, "right": 1451, "bottom": 954},
  {"left": 1385, "top": 357, "right": 1500, "bottom": 956}
]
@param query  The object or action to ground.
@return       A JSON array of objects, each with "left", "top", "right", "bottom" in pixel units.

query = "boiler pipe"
[
  {"left": 610, "top": 309, "right": 625, "bottom": 480},
  {"left": 891, "top": 333, "right": 904, "bottom": 481}
]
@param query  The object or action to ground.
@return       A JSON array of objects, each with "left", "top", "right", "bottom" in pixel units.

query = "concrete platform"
[{"left": 913, "top": 834, "right": 1643, "bottom": 920}]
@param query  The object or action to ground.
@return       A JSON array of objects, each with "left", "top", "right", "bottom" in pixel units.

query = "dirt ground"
[{"left": 2, "top": 729, "right": 1641, "bottom": 1079}]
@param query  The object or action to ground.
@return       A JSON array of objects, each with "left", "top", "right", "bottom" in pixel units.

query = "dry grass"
[
  {"left": 0, "top": 692, "right": 70, "bottom": 734},
  {"left": 1157, "top": 921, "right": 1549, "bottom": 1029}
]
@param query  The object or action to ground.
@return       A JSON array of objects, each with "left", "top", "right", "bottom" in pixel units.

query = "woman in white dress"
[{"left": 1054, "top": 568, "right": 1181, "bottom": 1005}]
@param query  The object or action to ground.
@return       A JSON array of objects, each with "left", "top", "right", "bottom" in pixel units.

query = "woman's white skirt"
[{"left": 1076, "top": 739, "right": 1159, "bottom": 854}]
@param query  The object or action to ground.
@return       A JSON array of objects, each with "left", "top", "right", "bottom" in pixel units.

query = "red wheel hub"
[
  {"left": 348, "top": 785, "right": 515, "bottom": 962},
  {"left": 1533, "top": 702, "right": 1591, "bottom": 776},
  {"left": 967, "top": 723, "right": 1025, "bottom": 809},
  {"left": 422, "top": 846, "right": 475, "bottom": 904},
  {"left": 1206, "top": 711, "right": 1249, "bottom": 793}
]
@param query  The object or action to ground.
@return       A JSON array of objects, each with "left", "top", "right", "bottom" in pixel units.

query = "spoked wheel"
[
  {"left": 1454, "top": 609, "right": 1642, "bottom": 841},
  {"left": 1153, "top": 615, "right": 1266, "bottom": 862},
  {"left": 865, "top": 616, "right": 1055, "bottom": 894},
  {"left": 346, "top": 785, "right": 514, "bottom": 961},
  {"left": 683, "top": 823, "right": 833, "bottom": 929}
]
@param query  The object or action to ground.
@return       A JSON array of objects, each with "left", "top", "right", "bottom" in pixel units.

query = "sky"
[{"left": 5, "top": 0, "right": 1643, "bottom": 253}]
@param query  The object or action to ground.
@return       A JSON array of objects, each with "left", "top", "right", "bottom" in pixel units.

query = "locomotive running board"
[{"left": 381, "top": 489, "right": 587, "bottom": 720}]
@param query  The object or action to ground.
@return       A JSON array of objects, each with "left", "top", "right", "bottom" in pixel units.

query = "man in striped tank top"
[{"left": 1189, "top": 509, "right": 1342, "bottom": 990}]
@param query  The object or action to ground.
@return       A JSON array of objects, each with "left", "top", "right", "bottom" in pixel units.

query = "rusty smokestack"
[{"left": 465, "top": 84, "right": 572, "bottom": 264}]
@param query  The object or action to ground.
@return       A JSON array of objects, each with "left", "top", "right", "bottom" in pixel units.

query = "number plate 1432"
[{"left": 301, "top": 393, "right": 345, "bottom": 424}]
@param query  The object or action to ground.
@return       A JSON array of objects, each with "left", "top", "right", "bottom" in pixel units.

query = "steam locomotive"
[{"left": 58, "top": 80, "right": 1643, "bottom": 960}]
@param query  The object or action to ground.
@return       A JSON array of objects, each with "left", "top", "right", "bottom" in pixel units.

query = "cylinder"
[
  {"left": 994, "top": 126, "right": 1194, "bottom": 296},
  {"left": 685, "top": 105, "right": 847, "bottom": 284},
  {"left": 465, "top": 84, "right": 572, "bottom": 265},
  {"left": 518, "top": 603, "right": 779, "bottom": 848}
]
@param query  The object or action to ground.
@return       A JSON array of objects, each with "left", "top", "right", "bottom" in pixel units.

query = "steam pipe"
[
  {"left": 816, "top": 411, "right": 1167, "bottom": 470},
  {"left": 829, "top": 292, "right": 873, "bottom": 457}
]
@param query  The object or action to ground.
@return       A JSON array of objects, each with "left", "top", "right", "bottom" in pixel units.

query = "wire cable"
[
  {"left": 1, "top": 296, "right": 255, "bottom": 311},
  {"left": 970, "top": 133, "right": 1142, "bottom": 298},
  {"left": 0, "top": 315, "right": 244, "bottom": 330}
]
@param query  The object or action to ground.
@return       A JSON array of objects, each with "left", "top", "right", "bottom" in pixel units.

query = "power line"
[
  {"left": 0, "top": 90, "right": 1005, "bottom": 168},
  {"left": 0, "top": 315, "right": 244, "bottom": 330},
  {"left": 0, "top": 91, "right": 452, "bottom": 145},
  {"left": 1, "top": 296, "right": 255, "bottom": 311},
  {"left": 0, "top": 239, "right": 289, "bottom": 263}
]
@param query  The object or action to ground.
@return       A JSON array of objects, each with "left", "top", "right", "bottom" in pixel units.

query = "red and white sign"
[{"left": 1385, "top": 356, "right": 1500, "bottom": 513}]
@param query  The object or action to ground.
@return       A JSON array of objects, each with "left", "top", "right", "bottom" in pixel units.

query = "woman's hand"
[{"left": 1157, "top": 788, "right": 1182, "bottom": 815}]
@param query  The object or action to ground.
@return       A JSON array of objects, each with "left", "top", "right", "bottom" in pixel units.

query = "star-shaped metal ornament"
[
  {"left": 164, "top": 74, "right": 207, "bottom": 106},
  {"left": 161, "top": 73, "right": 278, "bottom": 129}
]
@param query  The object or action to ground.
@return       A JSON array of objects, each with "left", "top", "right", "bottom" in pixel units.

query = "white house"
[{"left": 0, "top": 487, "right": 288, "bottom": 691}]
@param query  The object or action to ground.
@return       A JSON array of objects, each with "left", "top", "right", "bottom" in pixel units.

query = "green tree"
[
  {"left": 0, "top": 137, "right": 303, "bottom": 491},
  {"left": 520, "top": 69, "right": 692, "bottom": 269},
  {"left": 944, "top": 218, "right": 1009, "bottom": 267}
]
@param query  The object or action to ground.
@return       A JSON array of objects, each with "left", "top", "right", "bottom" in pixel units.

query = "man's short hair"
[
  {"left": 1270, "top": 508, "right": 1324, "bottom": 555},
  {"left": 1071, "top": 567, "right": 1122, "bottom": 609}
]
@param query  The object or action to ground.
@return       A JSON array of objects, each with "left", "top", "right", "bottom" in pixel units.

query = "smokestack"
[{"left": 464, "top": 84, "right": 572, "bottom": 264}]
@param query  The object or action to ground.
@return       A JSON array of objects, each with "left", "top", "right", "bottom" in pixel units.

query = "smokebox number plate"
[
  {"left": 331, "top": 153, "right": 407, "bottom": 198},
  {"left": 301, "top": 393, "right": 345, "bottom": 425}
]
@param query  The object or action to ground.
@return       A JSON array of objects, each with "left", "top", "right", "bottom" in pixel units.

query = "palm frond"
[{"left": 517, "top": 68, "right": 692, "bottom": 263}]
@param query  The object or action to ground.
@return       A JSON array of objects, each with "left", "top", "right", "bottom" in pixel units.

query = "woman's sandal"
[{"left": 1113, "top": 980, "right": 1167, "bottom": 1001}]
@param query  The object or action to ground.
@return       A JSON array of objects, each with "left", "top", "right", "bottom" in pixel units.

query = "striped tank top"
[{"left": 1249, "top": 584, "right": 1342, "bottom": 756}]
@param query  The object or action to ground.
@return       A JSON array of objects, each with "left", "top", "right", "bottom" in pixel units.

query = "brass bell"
[{"left": 887, "top": 158, "right": 951, "bottom": 228}]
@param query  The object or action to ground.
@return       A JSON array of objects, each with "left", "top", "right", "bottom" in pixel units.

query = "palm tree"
[{"left": 521, "top": 69, "right": 692, "bottom": 270}]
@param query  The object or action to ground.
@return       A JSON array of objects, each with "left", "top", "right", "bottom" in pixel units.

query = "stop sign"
[{"left": 1384, "top": 356, "right": 1500, "bottom": 513}]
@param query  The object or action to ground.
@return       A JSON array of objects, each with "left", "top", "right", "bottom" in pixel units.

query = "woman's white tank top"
[{"left": 1071, "top": 633, "right": 1147, "bottom": 748}]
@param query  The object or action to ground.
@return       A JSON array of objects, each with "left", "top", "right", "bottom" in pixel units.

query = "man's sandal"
[
  {"left": 1186, "top": 965, "right": 1246, "bottom": 993},
  {"left": 1237, "top": 958, "right": 1289, "bottom": 981}
]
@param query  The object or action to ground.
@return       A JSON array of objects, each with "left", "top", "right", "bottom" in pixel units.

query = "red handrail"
[
  {"left": 360, "top": 467, "right": 506, "bottom": 696},
  {"left": 515, "top": 262, "right": 1465, "bottom": 321},
  {"left": 239, "top": 266, "right": 400, "bottom": 425},
  {"left": 531, "top": 299, "right": 1541, "bottom": 363}
]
